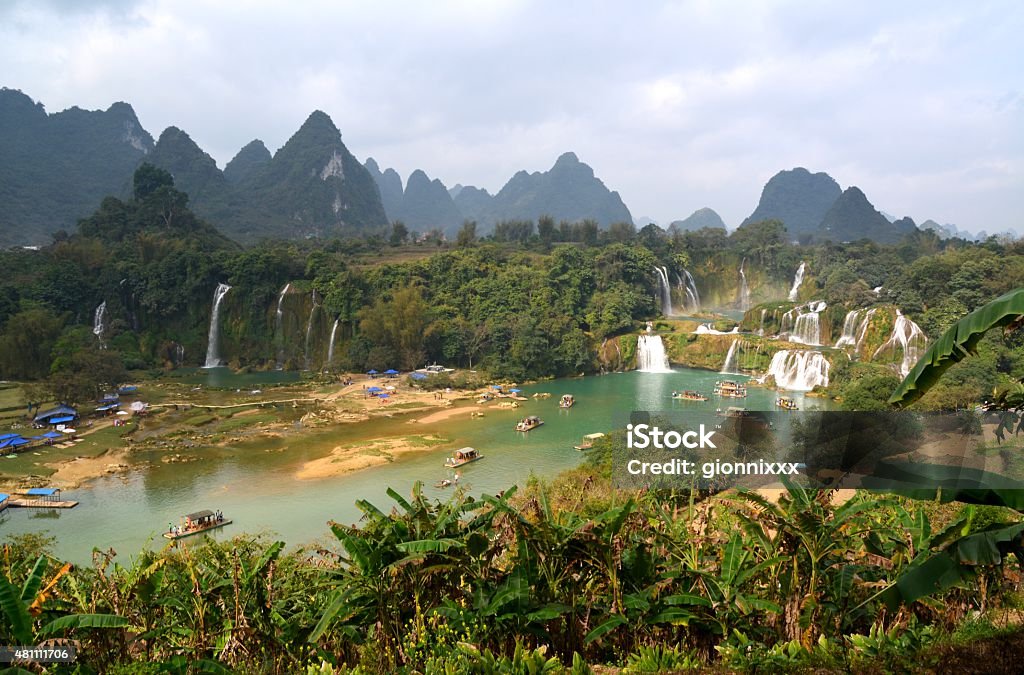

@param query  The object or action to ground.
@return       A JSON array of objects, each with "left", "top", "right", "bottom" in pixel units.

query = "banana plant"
[
  {"left": 880, "top": 288, "right": 1024, "bottom": 607},
  {"left": 731, "top": 482, "right": 897, "bottom": 643},
  {"left": 0, "top": 555, "right": 127, "bottom": 647}
]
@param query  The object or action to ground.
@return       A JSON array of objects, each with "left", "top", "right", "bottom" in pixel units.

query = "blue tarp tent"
[
  {"left": 33, "top": 405, "right": 77, "bottom": 424},
  {"left": 510, "top": 388, "right": 522, "bottom": 393},
  {"left": 384, "top": 369, "right": 399, "bottom": 375},
  {"left": 49, "top": 416, "right": 75, "bottom": 424},
  {"left": 0, "top": 437, "right": 28, "bottom": 449},
  {"left": 491, "top": 385, "right": 502, "bottom": 390},
  {"left": 0, "top": 433, "right": 19, "bottom": 441},
  {"left": 41, "top": 432, "right": 63, "bottom": 439},
  {"left": 367, "top": 386, "right": 383, "bottom": 393},
  {"left": 118, "top": 385, "right": 138, "bottom": 394},
  {"left": 96, "top": 404, "right": 118, "bottom": 412},
  {"left": 367, "top": 370, "right": 379, "bottom": 375}
]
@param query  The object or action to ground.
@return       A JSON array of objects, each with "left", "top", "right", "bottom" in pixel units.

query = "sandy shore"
[
  {"left": 411, "top": 405, "right": 484, "bottom": 425},
  {"left": 295, "top": 434, "right": 448, "bottom": 480},
  {"left": 47, "top": 448, "right": 132, "bottom": 488}
]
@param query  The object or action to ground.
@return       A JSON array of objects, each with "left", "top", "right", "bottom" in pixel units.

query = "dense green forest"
[{"left": 2, "top": 165, "right": 1024, "bottom": 411}]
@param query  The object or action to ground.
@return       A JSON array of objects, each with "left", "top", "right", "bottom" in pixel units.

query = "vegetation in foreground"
[{"left": 1, "top": 469, "right": 1022, "bottom": 674}]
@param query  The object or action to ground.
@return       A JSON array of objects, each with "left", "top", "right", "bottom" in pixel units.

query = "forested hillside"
[{"left": 2, "top": 164, "right": 1022, "bottom": 415}]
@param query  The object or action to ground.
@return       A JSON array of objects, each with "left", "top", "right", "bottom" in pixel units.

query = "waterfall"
[
  {"left": 764, "top": 350, "right": 830, "bottom": 391},
  {"left": 275, "top": 283, "right": 291, "bottom": 369},
  {"left": 737, "top": 259, "right": 751, "bottom": 311},
  {"left": 675, "top": 270, "right": 701, "bottom": 313},
  {"left": 872, "top": 310, "right": 927, "bottom": 376},
  {"left": 327, "top": 317, "right": 340, "bottom": 366},
  {"left": 653, "top": 267, "right": 674, "bottom": 316},
  {"left": 834, "top": 309, "right": 861, "bottom": 347},
  {"left": 637, "top": 334, "right": 672, "bottom": 372},
  {"left": 785, "top": 301, "right": 826, "bottom": 345},
  {"left": 203, "top": 283, "right": 231, "bottom": 368},
  {"left": 174, "top": 344, "right": 185, "bottom": 366},
  {"left": 792, "top": 314, "right": 821, "bottom": 345},
  {"left": 758, "top": 309, "right": 767, "bottom": 336},
  {"left": 788, "top": 262, "right": 807, "bottom": 302},
  {"left": 304, "top": 290, "right": 320, "bottom": 370},
  {"left": 855, "top": 308, "right": 877, "bottom": 353},
  {"left": 93, "top": 301, "right": 106, "bottom": 340},
  {"left": 721, "top": 339, "right": 741, "bottom": 374}
]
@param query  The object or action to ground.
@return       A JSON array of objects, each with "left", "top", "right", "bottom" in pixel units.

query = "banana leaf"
[
  {"left": 890, "top": 288, "right": 1024, "bottom": 406},
  {"left": 38, "top": 613, "right": 129, "bottom": 636},
  {"left": 881, "top": 522, "right": 1024, "bottom": 608},
  {"left": 861, "top": 461, "right": 1024, "bottom": 512},
  {"left": 0, "top": 577, "right": 33, "bottom": 645}
]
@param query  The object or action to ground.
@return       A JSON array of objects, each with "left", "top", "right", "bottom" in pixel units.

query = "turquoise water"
[
  {"left": 0, "top": 369, "right": 827, "bottom": 563},
  {"left": 170, "top": 367, "right": 304, "bottom": 388}
]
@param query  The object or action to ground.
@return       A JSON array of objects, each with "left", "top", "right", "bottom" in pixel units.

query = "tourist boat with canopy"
[
  {"left": 714, "top": 380, "right": 747, "bottom": 398},
  {"left": 444, "top": 447, "right": 482, "bottom": 468},
  {"left": 164, "top": 509, "right": 231, "bottom": 540},
  {"left": 672, "top": 390, "right": 708, "bottom": 401},
  {"left": 515, "top": 416, "right": 544, "bottom": 432},
  {"left": 574, "top": 432, "right": 605, "bottom": 451},
  {"left": 776, "top": 396, "right": 799, "bottom": 410},
  {"left": 559, "top": 394, "right": 575, "bottom": 408}
]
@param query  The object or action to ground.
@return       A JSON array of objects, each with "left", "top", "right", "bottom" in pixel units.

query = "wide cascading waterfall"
[
  {"left": 654, "top": 267, "right": 674, "bottom": 316},
  {"left": 327, "top": 317, "right": 340, "bottom": 366},
  {"left": 737, "top": 259, "right": 751, "bottom": 311},
  {"left": 872, "top": 310, "right": 927, "bottom": 376},
  {"left": 786, "top": 301, "right": 826, "bottom": 345},
  {"left": 636, "top": 334, "right": 672, "bottom": 372},
  {"left": 275, "top": 283, "right": 291, "bottom": 369},
  {"left": 764, "top": 350, "right": 830, "bottom": 391},
  {"left": 834, "top": 309, "right": 861, "bottom": 347},
  {"left": 304, "top": 290, "right": 320, "bottom": 370},
  {"left": 721, "top": 339, "right": 741, "bottom": 374},
  {"left": 93, "top": 301, "right": 106, "bottom": 340},
  {"left": 788, "top": 262, "right": 807, "bottom": 302},
  {"left": 675, "top": 269, "right": 701, "bottom": 313},
  {"left": 203, "top": 283, "right": 231, "bottom": 368}
]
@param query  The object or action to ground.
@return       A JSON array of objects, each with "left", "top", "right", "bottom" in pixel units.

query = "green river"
[{"left": 0, "top": 368, "right": 826, "bottom": 562}]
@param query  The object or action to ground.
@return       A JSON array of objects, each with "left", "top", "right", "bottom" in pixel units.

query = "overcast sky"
[{"left": 3, "top": 0, "right": 1022, "bottom": 233}]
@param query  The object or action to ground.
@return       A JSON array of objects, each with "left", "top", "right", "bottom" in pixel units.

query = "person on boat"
[{"left": 454, "top": 472, "right": 460, "bottom": 484}]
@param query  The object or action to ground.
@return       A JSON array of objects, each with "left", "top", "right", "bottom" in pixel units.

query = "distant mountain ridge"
[
  {"left": 670, "top": 208, "right": 726, "bottom": 232},
  {"left": 741, "top": 168, "right": 842, "bottom": 240},
  {"left": 0, "top": 88, "right": 154, "bottom": 246},
  {"left": 739, "top": 167, "right": 968, "bottom": 244},
  {"left": 1, "top": 88, "right": 995, "bottom": 247},
  {"left": 0, "top": 89, "right": 389, "bottom": 244},
  {"left": 367, "top": 152, "right": 633, "bottom": 235}
]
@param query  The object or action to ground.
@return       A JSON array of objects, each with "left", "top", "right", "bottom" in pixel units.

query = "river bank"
[{"left": 0, "top": 371, "right": 486, "bottom": 491}]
